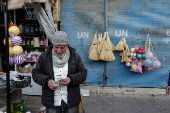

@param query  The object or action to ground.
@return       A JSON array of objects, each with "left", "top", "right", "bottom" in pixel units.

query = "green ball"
[
  {"left": 138, "top": 58, "right": 142, "bottom": 61},
  {"left": 142, "top": 54, "right": 146, "bottom": 58},
  {"left": 133, "top": 53, "right": 136, "bottom": 57},
  {"left": 136, "top": 53, "right": 138, "bottom": 56}
]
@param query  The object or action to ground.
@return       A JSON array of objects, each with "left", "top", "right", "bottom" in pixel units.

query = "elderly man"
[{"left": 32, "top": 31, "right": 87, "bottom": 113}]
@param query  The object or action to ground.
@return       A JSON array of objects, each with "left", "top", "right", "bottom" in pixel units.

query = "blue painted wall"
[{"left": 60, "top": 0, "right": 170, "bottom": 87}]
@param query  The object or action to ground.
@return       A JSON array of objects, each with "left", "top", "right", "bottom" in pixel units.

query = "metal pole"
[
  {"left": 4, "top": 0, "right": 10, "bottom": 112},
  {"left": 14, "top": 10, "right": 17, "bottom": 71},
  {"left": 104, "top": 0, "right": 108, "bottom": 86}
]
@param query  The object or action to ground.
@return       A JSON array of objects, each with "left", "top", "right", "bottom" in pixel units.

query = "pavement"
[
  {"left": 1, "top": 87, "right": 170, "bottom": 113},
  {"left": 24, "top": 92, "right": 170, "bottom": 113}
]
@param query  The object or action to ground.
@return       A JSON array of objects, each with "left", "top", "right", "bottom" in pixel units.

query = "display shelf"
[
  {"left": 17, "top": 19, "right": 38, "bottom": 21},
  {"left": 20, "top": 33, "right": 43, "bottom": 36},
  {"left": 22, "top": 46, "right": 45, "bottom": 49},
  {"left": 24, "top": 61, "right": 38, "bottom": 63}
]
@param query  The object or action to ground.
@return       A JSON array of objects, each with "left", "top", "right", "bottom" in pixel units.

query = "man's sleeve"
[
  {"left": 32, "top": 55, "right": 50, "bottom": 87},
  {"left": 68, "top": 53, "right": 87, "bottom": 86}
]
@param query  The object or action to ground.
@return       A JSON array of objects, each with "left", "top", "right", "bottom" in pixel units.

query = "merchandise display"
[{"left": 89, "top": 32, "right": 115, "bottom": 61}]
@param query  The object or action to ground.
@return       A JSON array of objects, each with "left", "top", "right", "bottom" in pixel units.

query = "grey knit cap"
[{"left": 52, "top": 31, "right": 69, "bottom": 45}]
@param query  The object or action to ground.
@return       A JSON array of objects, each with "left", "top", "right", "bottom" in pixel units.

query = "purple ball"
[
  {"left": 9, "top": 57, "right": 14, "bottom": 66},
  {"left": 11, "top": 36, "right": 22, "bottom": 46},
  {"left": 14, "top": 55, "right": 25, "bottom": 65},
  {"left": 125, "top": 62, "right": 131, "bottom": 67}
]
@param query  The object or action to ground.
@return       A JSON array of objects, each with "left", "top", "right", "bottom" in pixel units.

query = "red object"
[
  {"left": 37, "top": 110, "right": 46, "bottom": 113},
  {"left": 142, "top": 50, "right": 146, "bottom": 54},
  {"left": 135, "top": 49, "right": 139, "bottom": 53},
  {"left": 138, "top": 50, "right": 142, "bottom": 54},
  {"left": 139, "top": 47, "right": 143, "bottom": 50}
]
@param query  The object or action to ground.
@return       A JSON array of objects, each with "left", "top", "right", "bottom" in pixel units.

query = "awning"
[{"left": 0, "top": 0, "right": 46, "bottom": 10}]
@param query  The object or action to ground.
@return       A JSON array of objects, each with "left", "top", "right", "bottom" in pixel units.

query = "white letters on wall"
[
  {"left": 115, "top": 30, "right": 128, "bottom": 37},
  {"left": 77, "top": 32, "right": 89, "bottom": 39}
]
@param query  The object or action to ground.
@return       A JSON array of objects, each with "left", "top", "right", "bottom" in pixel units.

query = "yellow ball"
[
  {"left": 8, "top": 26, "right": 20, "bottom": 36},
  {"left": 130, "top": 48, "right": 135, "bottom": 53},
  {"left": 3, "top": 37, "right": 13, "bottom": 47},
  {"left": 9, "top": 47, "right": 13, "bottom": 56},
  {"left": 12, "top": 46, "right": 23, "bottom": 55},
  {"left": 131, "top": 64, "right": 137, "bottom": 71}
]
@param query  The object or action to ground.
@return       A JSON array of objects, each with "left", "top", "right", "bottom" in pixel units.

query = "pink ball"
[
  {"left": 11, "top": 36, "right": 22, "bottom": 46},
  {"left": 146, "top": 51, "right": 153, "bottom": 59},
  {"left": 130, "top": 53, "right": 133, "bottom": 56},
  {"left": 125, "top": 62, "right": 131, "bottom": 67},
  {"left": 152, "top": 60, "right": 161, "bottom": 68},
  {"left": 136, "top": 67, "right": 142, "bottom": 72},
  {"left": 133, "top": 56, "right": 136, "bottom": 59}
]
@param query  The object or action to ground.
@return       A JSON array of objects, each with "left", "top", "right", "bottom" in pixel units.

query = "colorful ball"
[
  {"left": 138, "top": 58, "right": 142, "bottom": 61},
  {"left": 14, "top": 55, "right": 25, "bottom": 65},
  {"left": 137, "top": 54, "right": 142, "bottom": 58},
  {"left": 146, "top": 51, "right": 153, "bottom": 59},
  {"left": 142, "top": 54, "right": 146, "bottom": 58},
  {"left": 3, "top": 37, "right": 13, "bottom": 47},
  {"left": 8, "top": 26, "right": 20, "bottom": 36},
  {"left": 152, "top": 60, "right": 161, "bottom": 68},
  {"left": 130, "top": 53, "right": 133, "bottom": 56},
  {"left": 11, "top": 36, "right": 22, "bottom": 46},
  {"left": 143, "top": 59, "right": 152, "bottom": 67},
  {"left": 139, "top": 47, "right": 143, "bottom": 50},
  {"left": 133, "top": 53, "right": 136, "bottom": 57},
  {"left": 130, "top": 48, "right": 135, "bottom": 53},
  {"left": 147, "top": 66, "right": 154, "bottom": 71},
  {"left": 132, "top": 56, "right": 136, "bottom": 60},
  {"left": 131, "top": 64, "right": 137, "bottom": 71},
  {"left": 125, "top": 62, "right": 131, "bottom": 67},
  {"left": 12, "top": 46, "right": 23, "bottom": 55},
  {"left": 9, "top": 57, "right": 14, "bottom": 66},
  {"left": 9, "top": 47, "right": 13, "bottom": 56}
]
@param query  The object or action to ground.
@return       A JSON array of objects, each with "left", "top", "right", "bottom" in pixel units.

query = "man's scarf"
[{"left": 52, "top": 48, "right": 70, "bottom": 68}]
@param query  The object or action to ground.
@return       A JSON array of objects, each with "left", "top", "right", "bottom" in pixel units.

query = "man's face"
[{"left": 53, "top": 44, "right": 68, "bottom": 56}]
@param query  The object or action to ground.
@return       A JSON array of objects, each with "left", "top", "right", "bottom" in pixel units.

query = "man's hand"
[
  {"left": 60, "top": 77, "right": 71, "bottom": 86},
  {"left": 48, "top": 79, "right": 58, "bottom": 90},
  {"left": 166, "top": 86, "right": 170, "bottom": 95}
]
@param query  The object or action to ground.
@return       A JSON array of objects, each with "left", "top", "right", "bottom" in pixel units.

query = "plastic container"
[
  {"left": 34, "top": 24, "right": 39, "bottom": 34},
  {"left": 26, "top": 36, "right": 31, "bottom": 46},
  {"left": 40, "top": 36, "right": 44, "bottom": 46},
  {"left": 22, "top": 36, "right": 27, "bottom": 46},
  {"left": 31, "top": 36, "right": 34, "bottom": 47},
  {"left": 26, "top": 8, "right": 32, "bottom": 20},
  {"left": 18, "top": 23, "right": 24, "bottom": 34},
  {"left": 39, "top": 25, "right": 43, "bottom": 34},
  {"left": 30, "top": 24, "right": 35, "bottom": 34},
  {"left": 25, "top": 24, "right": 30, "bottom": 34},
  {"left": 32, "top": 9, "right": 37, "bottom": 20}
]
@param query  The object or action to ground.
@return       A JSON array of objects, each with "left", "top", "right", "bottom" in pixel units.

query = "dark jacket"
[
  {"left": 168, "top": 70, "right": 170, "bottom": 86},
  {"left": 32, "top": 45, "right": 87, "bottom": 108}
]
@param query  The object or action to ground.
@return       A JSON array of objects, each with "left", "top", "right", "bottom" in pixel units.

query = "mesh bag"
[{"left": 144, "top": 34, "right": 161, "bottom": 71}]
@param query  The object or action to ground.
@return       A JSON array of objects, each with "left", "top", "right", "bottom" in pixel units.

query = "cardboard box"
[{"left": 10, "top": 101, "right": 25, "bottom": 113}]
